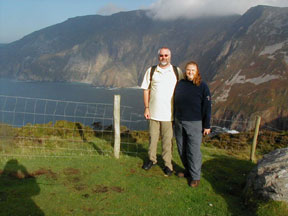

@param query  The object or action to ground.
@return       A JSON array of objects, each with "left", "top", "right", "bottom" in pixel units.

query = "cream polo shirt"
[{"left": 141, "top": 65, "right": 182, "bottom": 121}]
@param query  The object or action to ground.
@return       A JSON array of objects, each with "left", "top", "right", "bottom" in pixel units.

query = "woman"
[{"left": 174, "top": 61, "right": 211, "bottom": 188}]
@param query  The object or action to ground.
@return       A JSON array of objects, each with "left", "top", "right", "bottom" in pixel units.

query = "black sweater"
[{"left": 174, "top": 79, "right": 211, "bottom": 129}]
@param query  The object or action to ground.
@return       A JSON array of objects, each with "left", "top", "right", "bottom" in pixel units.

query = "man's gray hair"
[{"left": 157, "top": 47, "right": 171, "bottom": 55}]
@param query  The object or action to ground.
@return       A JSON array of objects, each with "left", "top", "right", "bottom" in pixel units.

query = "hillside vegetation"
[{"left": 0, "top": 121, "right": 287, "bottom": 215}]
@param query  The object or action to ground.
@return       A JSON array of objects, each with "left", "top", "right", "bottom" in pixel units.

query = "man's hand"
[
  {"left": 203, "top": 128, "right": 211, "bottom": 136},
  {"left": 144, "top": 107, "right": 150, "bottom": 119}
]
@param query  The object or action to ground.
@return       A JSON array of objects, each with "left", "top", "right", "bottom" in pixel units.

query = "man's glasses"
[{"left": 159, "top": 54, "right": 169, "bottom": 57}]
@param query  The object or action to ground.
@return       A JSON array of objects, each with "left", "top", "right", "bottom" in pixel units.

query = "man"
[{"left": 140, "top": 47, "right": 183, "bottom": 176}]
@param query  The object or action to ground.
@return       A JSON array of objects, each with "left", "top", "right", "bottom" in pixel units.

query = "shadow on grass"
[
  {"left": 75, "top": 123, "right": 107, "bottom": 155},
  {"left": 75, "top": 123, "right": 87, "bottom": 142},
  {"left": 87, "top": 141, "right": 106, "bottom": 155},
  {"left": 202, "top": 155, "right": 255, "bottom": 216},
  {"left": 0, "top": 159, "right": 45, "bottom": 216}
]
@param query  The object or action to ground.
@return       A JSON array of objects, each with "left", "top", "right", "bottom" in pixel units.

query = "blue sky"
[
  {"left": 1, "top": 0, "right": 287, "bottom": 43},
  {"left": 0, "top": 0, "right": 155, "bottom": 43}
]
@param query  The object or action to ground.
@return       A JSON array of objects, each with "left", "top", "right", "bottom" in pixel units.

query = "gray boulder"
[{"left": 245, "top": 147, "right": 288, "bottom": 202}]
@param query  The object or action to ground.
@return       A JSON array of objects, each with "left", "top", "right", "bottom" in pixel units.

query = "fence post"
[
  {"left": 250, "top": 115, "right": 261, "bottom": 162},
  {"left": 113, "top": 95, "right": 121, "bottom": 159}
]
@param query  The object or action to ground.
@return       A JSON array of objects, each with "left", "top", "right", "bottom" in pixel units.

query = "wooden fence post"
[
  {"left": 250, "top": 115, "right": 261, "bottom": 162},
  {"left": 113, "top": 95, "right": 121, "bottom": 159}
]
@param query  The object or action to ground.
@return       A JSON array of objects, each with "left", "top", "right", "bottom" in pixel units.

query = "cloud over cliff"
[{"left": 148, "top": 0, "right": 288, "bottom": 19}]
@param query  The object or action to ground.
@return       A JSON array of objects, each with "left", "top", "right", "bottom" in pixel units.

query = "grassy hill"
[{"left": 0, "top": 121, "right": 287, "bottom": 215}]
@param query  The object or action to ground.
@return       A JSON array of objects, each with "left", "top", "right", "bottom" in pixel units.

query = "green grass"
[
  {"left": 0, "top": 121, "right": 287, "bottom": 216},
  {"left": 1, "top": 145, "right": 284, "bottom": 216}
]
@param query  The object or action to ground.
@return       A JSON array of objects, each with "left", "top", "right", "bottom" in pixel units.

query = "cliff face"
[
  {"left": 0, "top": 10, "right": 238, "bottom": 86},
  {"left": 210, "top": 6, "right": 288, "bottom": 130},
  {"left": 0, "top": 6, "right": 287, "bottom": 129}
]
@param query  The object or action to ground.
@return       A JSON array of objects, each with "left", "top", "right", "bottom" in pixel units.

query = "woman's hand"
[{"left": 203, "top": 128, "right": 211, "bottom": 136}]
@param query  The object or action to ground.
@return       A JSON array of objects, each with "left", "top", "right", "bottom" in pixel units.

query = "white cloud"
[
  {"left": 148, "top": 0, "right": 288, "bottom": 20},
  {"left": 97, "top": 3, "right": 125, "bottom": 16}
]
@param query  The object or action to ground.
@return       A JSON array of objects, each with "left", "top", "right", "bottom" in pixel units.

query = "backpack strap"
[
  {"left": 148, "top": 65, "right": 157, "bottom": 89},
  {"left": 172, "top": 65, "right": 179, "bottom": 81}
]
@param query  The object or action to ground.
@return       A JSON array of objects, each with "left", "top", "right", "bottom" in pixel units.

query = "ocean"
[{"left": 0, "top": 79, "right": 147, "bottom": 130}]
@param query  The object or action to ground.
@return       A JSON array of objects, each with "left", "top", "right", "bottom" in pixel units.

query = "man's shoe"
[
  {"left": 190, "top": 180, "right": 200, "bottom": 188},
  {"left": 163, "top": 166, "right": 173, "bottom": 177},
  {"left": 142, "top": 160, "right": 156, "bottom": 170}
]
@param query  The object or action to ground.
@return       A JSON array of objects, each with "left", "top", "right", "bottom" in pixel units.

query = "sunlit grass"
[{"left": 0, "top": 122, "right": 287, "bottom": 216}]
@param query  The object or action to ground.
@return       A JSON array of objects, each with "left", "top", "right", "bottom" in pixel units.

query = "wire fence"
[
  {"left": 0, "top": 95, "right": 287, "bottom": 158},
  {"left": 0, "top": 95, "right": 147, "bottom": 158}
]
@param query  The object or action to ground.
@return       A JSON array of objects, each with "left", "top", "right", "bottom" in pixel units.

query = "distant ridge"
[{"left": 0, "top": 5, "right": 287, "bottom": 129}]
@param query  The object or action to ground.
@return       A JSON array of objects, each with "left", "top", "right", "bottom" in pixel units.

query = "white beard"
[{"left": 160, "top": 61, "right": 168, "bottom": 66}]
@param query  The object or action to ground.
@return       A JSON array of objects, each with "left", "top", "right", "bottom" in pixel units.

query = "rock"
[{"left": 244, "top": 147, "right": 288, "bottom": 202}]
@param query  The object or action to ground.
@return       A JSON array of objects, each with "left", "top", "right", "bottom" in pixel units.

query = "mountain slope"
[
  {"left": 0, "top": 10, "right": 239, "bottom": 86},
  {"left": 0, "top": 5, "right": 287, "bottom": 129},
  {"left": 210, "top": 5, "right": 288, "bottom": 129}
]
